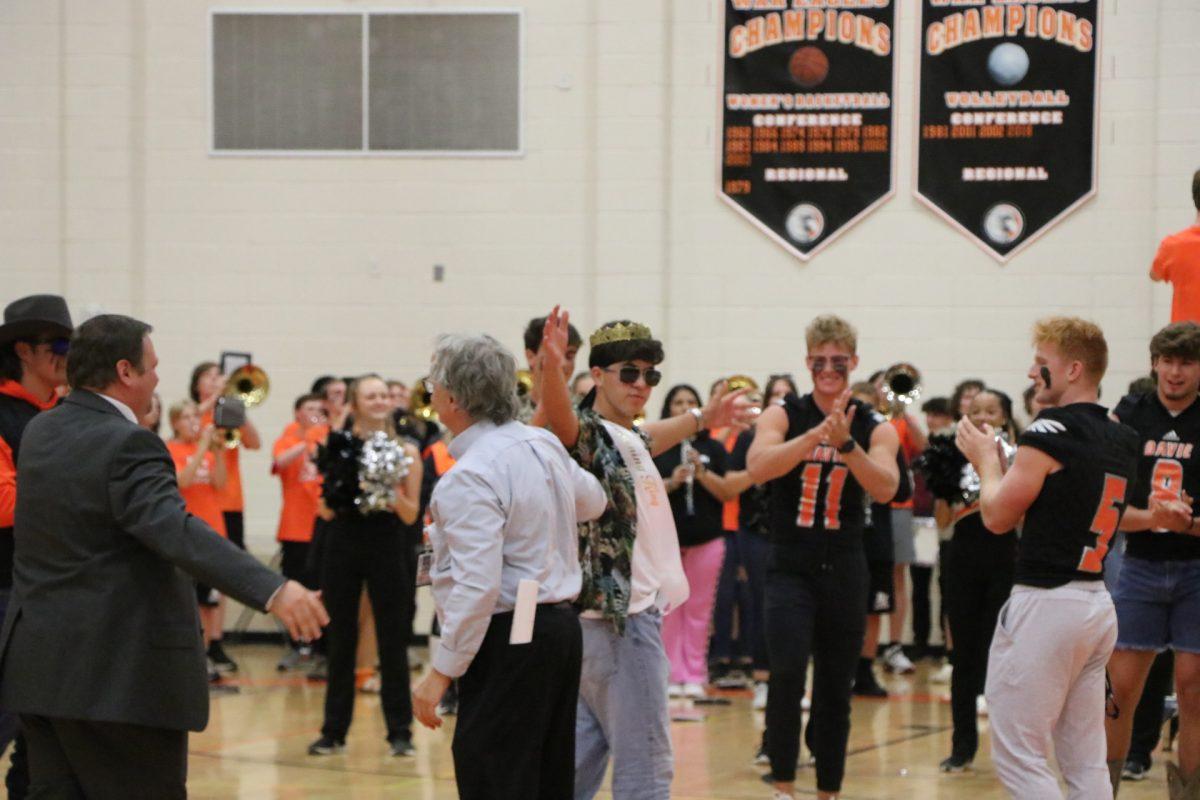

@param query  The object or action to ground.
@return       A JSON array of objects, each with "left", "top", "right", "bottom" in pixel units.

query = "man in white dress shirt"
[{"left": 411, "top": 333, "right": 606, "bottom": 800}]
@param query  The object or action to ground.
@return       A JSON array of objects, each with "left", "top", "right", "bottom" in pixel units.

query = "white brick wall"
[{"left": 0, "top": 0, "right": 1196, "bottom": 559}]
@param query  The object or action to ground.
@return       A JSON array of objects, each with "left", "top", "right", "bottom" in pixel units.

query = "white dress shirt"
[
  {"left": 427, "top": 420, "right": 606, "bottom": 678},
  {"left": 98, "top": 393, "right": 138, "bottom": 425}
]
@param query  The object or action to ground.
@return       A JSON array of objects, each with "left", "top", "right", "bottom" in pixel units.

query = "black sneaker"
[
  {"left": 307, "top": 656, "right": 328, "bottom": 682},
  {"left": 853, "top": 666, "right": 889, "bottom": 698},
  {"left": 208, "top": 641, "right": 239, "bottom": 673},
  {"left": 1122, "top": 760, "right": 1149, "bottom": 781},
  {"left": 939, "top": 754, "right": 973, "bottom": 772},
  {"left": 389, "top": 737, "right": 415, "bottom": 757},
  {"left": 307, "top": 736, "right": 345, "bottom": 756}
]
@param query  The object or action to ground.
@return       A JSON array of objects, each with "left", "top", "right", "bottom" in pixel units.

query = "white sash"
[{"left": 603, "top": 420, "right": 689, "bottom": 614}]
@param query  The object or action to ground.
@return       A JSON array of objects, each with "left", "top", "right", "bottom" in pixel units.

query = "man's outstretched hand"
[{"left": 267, "top": 580, "right": 329, "bottom": 643}]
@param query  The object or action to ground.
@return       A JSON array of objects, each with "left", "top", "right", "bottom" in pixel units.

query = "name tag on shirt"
[{"left": 509, "top": 579, "right": 540, "bottom": 645}]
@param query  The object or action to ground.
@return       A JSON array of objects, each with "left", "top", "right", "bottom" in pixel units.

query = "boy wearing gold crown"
[{"left": 537, "top": 307, "right": 746, "bottom": 800}]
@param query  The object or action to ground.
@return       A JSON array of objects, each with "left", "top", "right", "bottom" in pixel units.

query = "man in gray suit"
[{"left": 0, "top": 314, "right": 328, "bottom": 798}]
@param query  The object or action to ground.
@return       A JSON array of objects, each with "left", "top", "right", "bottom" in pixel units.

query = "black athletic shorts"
[{"left": 866, "top": 558, "right": 894, "bottom": 614}]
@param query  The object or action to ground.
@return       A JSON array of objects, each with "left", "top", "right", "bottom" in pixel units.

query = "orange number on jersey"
[
  {"left": 796, "top": 464, "right": 849, "bottom": 531},
  {"left": 796, "top": 463, "right": 822, "bottom": 527},
  {"left": 1078, "top": 473, "right": 1128, "bottom": 574},
  {"left": 1151, "top": 459, "right": 1184, "bottom": 502}
]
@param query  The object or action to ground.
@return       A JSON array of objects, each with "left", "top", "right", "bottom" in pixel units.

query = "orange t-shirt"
[
  {"left": 0, "top": 381, "right": 57, "bottom": 528},
  {"left": 1152, "top": 225, "right": 1200, "bottom": 323},
  {"left": 167, "top": 439, "right": 227, "bottom": 537},
  {"left": 709, "top": 427, "right": 742, "bottom": 532},
  {"left": 889, "top": 416, "right": 918, "bottom": 510},
  {"left": 273, "top": 428, "right": 321, "bottom": 543},
  {"left": 200, "top": 409, "right": 243, "bottom": 513}
]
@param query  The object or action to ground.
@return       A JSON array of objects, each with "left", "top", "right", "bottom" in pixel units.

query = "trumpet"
[
  {"left": 879, "top": 363, "right": 921, "bottom": 419},
  {"left": 219, "top": 365, "right": 269, "bottom": 449}
]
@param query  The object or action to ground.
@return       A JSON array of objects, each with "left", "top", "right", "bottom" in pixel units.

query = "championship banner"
[
  {"left": 720, "top": 1, "right": 896, "bottom": 261},
  {"left": 915, "top": 1, "right": 1100, "bottom": 262}
]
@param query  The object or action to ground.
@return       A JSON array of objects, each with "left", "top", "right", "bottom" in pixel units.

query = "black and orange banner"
[
  {"left": 720, "top": 1, "right": 896, "bottom": 261},
  {"left": 915, "top": 1, "right": 1100, "bottom": 261}
]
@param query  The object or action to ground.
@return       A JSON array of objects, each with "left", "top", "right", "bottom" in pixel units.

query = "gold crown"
[{"left": 589, "top": 322, "right": 653, "bottom": 348}]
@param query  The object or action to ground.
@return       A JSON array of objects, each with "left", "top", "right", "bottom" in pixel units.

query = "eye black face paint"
[{"left": 1040, "top": 366, "right": 1052, "bottom": 391}]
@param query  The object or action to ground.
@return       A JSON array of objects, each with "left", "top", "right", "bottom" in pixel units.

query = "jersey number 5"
[
  {"left": 1078, "top": 473, "right": 1128, "bottom": 574},
  {"left": 796, "top": 464, "right": 848, "bottom": 530}
]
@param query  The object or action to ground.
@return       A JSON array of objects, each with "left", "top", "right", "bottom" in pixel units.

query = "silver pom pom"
[{"left": 355, "top": 431, "right": 412, "bottom": 515}]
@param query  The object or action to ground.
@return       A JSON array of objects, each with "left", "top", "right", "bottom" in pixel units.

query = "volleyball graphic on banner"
[{"left": 915, "top": 1, "right": 1100, "bottom": 261}]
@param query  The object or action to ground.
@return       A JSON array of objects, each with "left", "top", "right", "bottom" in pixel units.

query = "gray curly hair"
[{"left": 430, "top": 333, "right": 520, "bottom": 425}]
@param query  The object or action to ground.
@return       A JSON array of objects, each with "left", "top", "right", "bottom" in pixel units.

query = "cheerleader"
[
  {"left": 308, "top": 375, "right": 423, "bottom": 757},
  {"left": 923, "top": 389, "right": 1019, "bottom": 772}
]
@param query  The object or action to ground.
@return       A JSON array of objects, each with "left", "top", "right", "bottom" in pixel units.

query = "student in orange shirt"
[
  {"left": 273, "top": 394, "right": 326, "bottom": 668},
  {"left": 1151, "top": 169, "right": 1200, "bottom": 323},
  {"left": 166, "top": 399, "right": 228, "bottom": 680},
  {"left": 190, "top": 361, "right": 262, "bottom": 673}
]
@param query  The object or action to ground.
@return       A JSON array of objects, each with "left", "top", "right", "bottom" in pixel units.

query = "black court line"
[{"left": 846, "top": 723, "right": 951, "bottom": 758}]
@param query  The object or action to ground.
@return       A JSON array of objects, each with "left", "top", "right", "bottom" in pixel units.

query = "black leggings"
[
  {"left": 320, "top": 515, "right": 414, "bottom": 741},
  {"left": 944, "top": 527, "right": 1015, "bottom": 759},
  {"left": 765, "top": 547, "right": 868, "bottom": 791}
]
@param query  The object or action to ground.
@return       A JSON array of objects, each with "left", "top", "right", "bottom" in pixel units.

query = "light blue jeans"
[{"left": 575, "top": 609, "right": 673, "bottom": 800}]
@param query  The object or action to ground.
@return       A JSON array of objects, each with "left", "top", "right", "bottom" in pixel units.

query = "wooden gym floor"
[{"left": 180, "top": 644, "right": 1169, "bottom": 799}]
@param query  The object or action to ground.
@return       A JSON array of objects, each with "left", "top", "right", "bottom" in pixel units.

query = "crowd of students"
[{"left": 139, "top": 311, "right": 1197, "bottom": 800}]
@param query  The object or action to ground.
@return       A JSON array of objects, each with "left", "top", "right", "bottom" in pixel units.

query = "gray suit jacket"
[{"left": 0, "top": 390, "right": 285, "bottom": 731}]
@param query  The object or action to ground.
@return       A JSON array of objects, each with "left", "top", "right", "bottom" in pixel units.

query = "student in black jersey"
[
  {"left": 956, "top": 317, "right": 1139, "bottom": 800},
  {"left": 748, "top": 315, "right": 900, "bottom": 800},
  {"left": 1107, "top": 321, "right": 1200, "bottom": 797}
]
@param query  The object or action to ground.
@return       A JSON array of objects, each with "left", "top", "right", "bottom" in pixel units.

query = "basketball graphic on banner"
[{"left": 789, "top": 47, "right": 829, "bottom": 89}]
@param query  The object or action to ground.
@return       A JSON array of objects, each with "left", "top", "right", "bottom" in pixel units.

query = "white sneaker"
[
  {"left": 883, "top": 643, "right": 916, "bottom": 674},
  {"left": 683, "top": 682, "right": 706, "bottom": 700},
  {"left": 753, "top": 681, "right": 768, "bottom": 710},
  {"left": 976, "top": 695, "right": 988, "bottom": 717},
  {"left": 771, "top": 792, "right": 794, "bottom": 800},
  {"left": 930, "top": 661, "right": 953, "bottom": 684},
  {"left": 668, "top": 683, "right": 685, "bottom": 698}
]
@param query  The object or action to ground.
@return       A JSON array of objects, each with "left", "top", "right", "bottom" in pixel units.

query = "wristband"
[
  {"left": 688, "top": 407, "right": 704, "bottom": 432},
  {"left": 837, "top": 439, "right": 856, "bottom": 455}
]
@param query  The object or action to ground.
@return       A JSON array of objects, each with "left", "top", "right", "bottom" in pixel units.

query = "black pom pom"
[{"left": 915, "top": 432, "right": 966, "bottom": 503}]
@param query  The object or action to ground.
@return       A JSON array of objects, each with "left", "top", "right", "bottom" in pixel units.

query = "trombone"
[{"left": 220, "top": 365, "right": 269, "bottom": 449}]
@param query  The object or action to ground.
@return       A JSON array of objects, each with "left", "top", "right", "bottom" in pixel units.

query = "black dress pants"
[
  {"left": 765, "top": 545, "right": 868, "bottom": 792},
  {"left": 944, "top": 527, "right": 1016, "bottom": 759},
  {"left": 20, "top": 714, "right": 186, "bottom": 800},
  {"left": 280, "top": 540, "right": 315, "bottom": 589},
  {"left": 453, "top": 603, "right": 581, "bottom": 800},
  {"left": 319, "top": 515, "right": 413, "bottom": 741}
]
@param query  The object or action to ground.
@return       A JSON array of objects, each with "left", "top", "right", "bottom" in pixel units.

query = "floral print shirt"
[{"left": 569, "top": 407, "right": 647, "bottom": 633}]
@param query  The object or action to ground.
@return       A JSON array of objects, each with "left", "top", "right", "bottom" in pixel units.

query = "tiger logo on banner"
[
  {"left": 915, "top": 1, "right": 1100, "bottom": 262},
  {"left": 720, "top": 1, "right": 896, "bottom": 261}
]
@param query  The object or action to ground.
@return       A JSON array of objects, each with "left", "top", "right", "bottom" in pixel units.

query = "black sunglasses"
[
  {"left": 604, "top": 365, "right": 662, "bottom": 387},
  {"left": 28, "top": 337, "right": 70, "bottom": 356}
]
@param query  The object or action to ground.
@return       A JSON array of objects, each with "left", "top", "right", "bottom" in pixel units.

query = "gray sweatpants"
[{"left": 985, "top": 581, "right": 1117, "bottom": 800}]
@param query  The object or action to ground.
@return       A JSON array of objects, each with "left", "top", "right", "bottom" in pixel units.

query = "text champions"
[
  {"left": 926, "top": 4, "right": 1094, "bottom": 56},
  {"left": 728, "top": 5, "right": 893, "bottom": 59}
]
